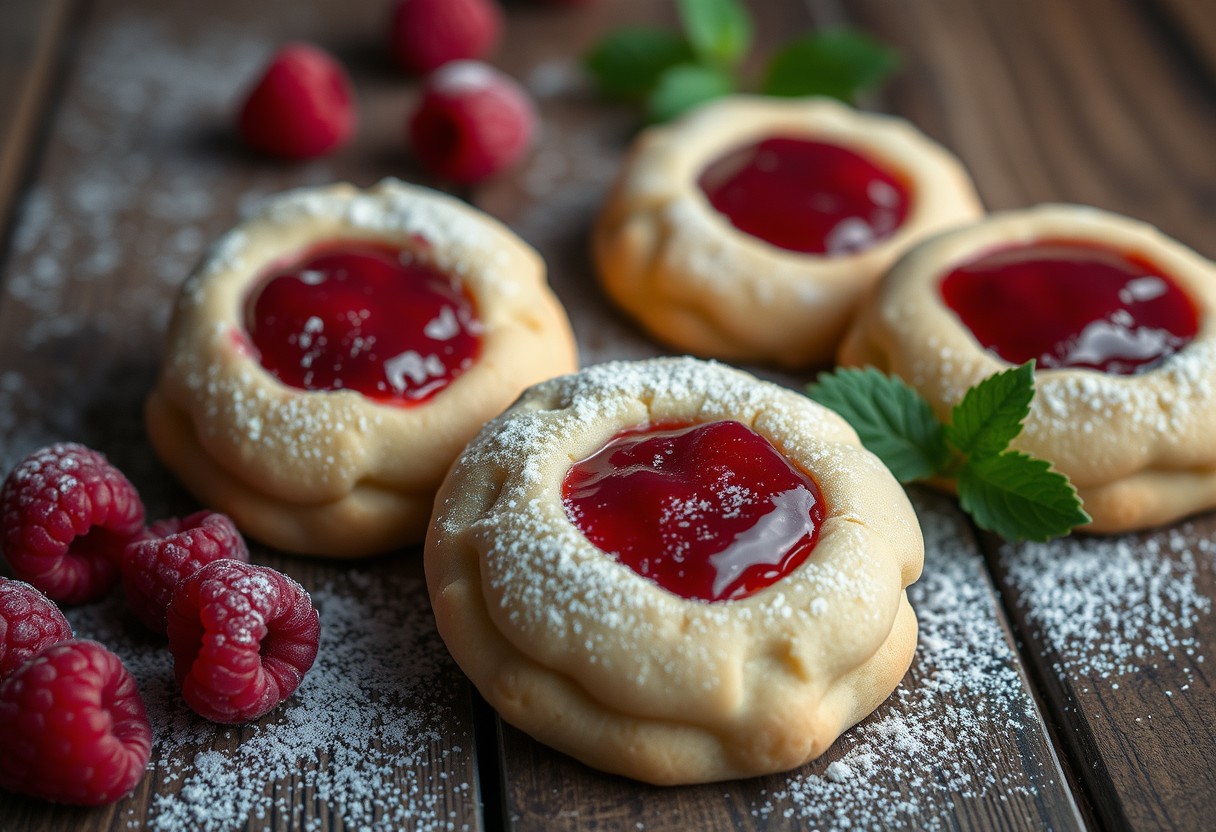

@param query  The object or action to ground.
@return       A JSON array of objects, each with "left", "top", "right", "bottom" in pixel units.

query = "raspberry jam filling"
[
  {"left": 561, "top": 420, "right": 825, "bottom": 603},
  {"left": 940, "top": 241, "right": 1199, "bottom": 374},
  {"left": 244, "top": 241, "right": 481, "bottom": 403},
  {"left": 697, "top": 136, "right": 910, "bottom": 255}
]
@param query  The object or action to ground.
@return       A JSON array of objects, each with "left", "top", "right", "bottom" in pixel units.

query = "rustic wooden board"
[
  {"left": 841, "top": 1, "right": 1216, "bottom": 829},
  {"left": 1148, "top": 0, "right": 1216, "bottom": 83},
  {"left": 476, "top": 2, "right": 1084, "bottom": 830},
  {"left": 846, "top": 0, "right": 1216, "bottom": 250},
  {"left": 0, "top": 0, "right": 72, "bottom": 245},
  {"left": 987, "top": 522, "right": 1216, "bottom": 832},
  {"left": 498, "top": 492, "right": 1086, "bottom": 832},
  {"left": 4, "top": 0, "right": 1216, "bottom": 829},
  {"left": 0, "top": 0, "right": 482, "bottom": 829}
]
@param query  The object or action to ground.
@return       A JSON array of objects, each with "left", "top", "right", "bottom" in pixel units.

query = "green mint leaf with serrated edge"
[
  {"left": 584, "top": 29, "right": 696, "bottom": 100},
  {"left": 677, "top": 0, "right": 753, "bottom": 67},
  {"left": 646, "top": 63, "right": 735, "bottom": 123},
  {"left": 957, "top": 451, "right": 1092, "bottom": 542},
  {"left": 762, "top": 29, "right": 899, "bottom": 100},
  {"left": 945, "top": 360, "right": 1035, "bottom": 461},
  {"left": 807, "top": 367, "right": 949, "bottom": 483}
]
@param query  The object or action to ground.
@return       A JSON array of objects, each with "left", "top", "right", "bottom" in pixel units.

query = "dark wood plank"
[
  {"left": 842, "top": 0, "right": 1216, "bottom": 828},
  {"left": 845, "top": 0, "right": 1216, "bottom": 253},
  {"left": 475, "top": 3, "right": 1084, "bottom": 828},
  {"left": 1148, "top": 0, "right": 1216, "bottom": 83},
  {"left": 0, "top": 0, "right": 481, "bottom": 829},
  {"left": 0, "top": 0, "right": 72, "bottom": 248},
  {"left": 987, "top": 523, "right": 1216, "bottom": 832},
  {"left": 497, "top": 494, "right": 1085, "bottom": 831}
]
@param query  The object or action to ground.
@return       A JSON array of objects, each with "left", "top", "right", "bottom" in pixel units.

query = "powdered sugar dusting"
[
  {"left": 1001, "top": 528, "right": 1212, "bottom": 682},
  {"left": 63, "top": 567, "right": 475, "bottom": 832},
  {"left": 430, "top": 60, "right": 500, "bottom": 95},
  {"left": 5, "top": 16, "right": 301, "bottom": 354},
  {"left": 450, "top": 358, "right": 879, "bottom": 643},
  {"left": 755, "top": 494, "right": 1076, "bottom": 830}
]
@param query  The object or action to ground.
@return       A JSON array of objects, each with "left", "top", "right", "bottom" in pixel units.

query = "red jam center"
[
  {"left": 697, "top": 136, "right": 910, "bottom": 255},
  {"left": 940, "top": 241, "right": 1199, "bottom": 374},
  {"left": 561, "top": 420, "right": 825, "bottom": 603},
  {"left": 244, "top": 241, "right": 481, "bottom": 404}
]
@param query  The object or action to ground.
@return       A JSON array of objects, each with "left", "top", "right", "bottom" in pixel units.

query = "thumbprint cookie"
[
  {"left": 841, "top": 204, "right": 1216, "bottom": 532},
  {"left": 425, "top": 357, "right": 923, "bottom": 783},
  {"left": 593, "top": 96, "right": 983, "bottom": 367},
  {"left": 146, "top": 179, "right": 578, "bottom": 556}
]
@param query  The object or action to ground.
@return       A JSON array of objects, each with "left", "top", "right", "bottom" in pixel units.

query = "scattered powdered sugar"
[
  {"left": 446, "top": 358, "right": 886, "bottom": 649},
  {"left": 756, "top": 495, "right": 1069, "bottom": 830},
  {"left": 63, "top": 568, "right": 474, "bottom": 832},
  {"left": 6, "top": 15, "right": 294, "bottom": 353},
  {"left": 429, "top": 60, "right": 501, "bottom": 95},
  {"left": 1000, "top": 528, "right": 1212, "bottom": 682}
]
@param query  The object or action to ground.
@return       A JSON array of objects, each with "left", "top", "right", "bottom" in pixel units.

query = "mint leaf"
[
  {"left": 957, "top": 451, "right": 1091, "bottom": 542},
  {"left": 807, "top": 367, "right": 949, "bottom": 483},
  {"left": 646, "top": 63, "right": 735, "bottom": 123},
  {"left": 945, "top": 361, "right": 1035, "bottom": 461},
  {"left": 584, "top": 29, "right": 696, "bottom": 100},
  {"left": 763, "top": 29, "right": 899, "bottom": 100},
  {"left": 677, "top": 0, "right": 753, "bottom": 66}
]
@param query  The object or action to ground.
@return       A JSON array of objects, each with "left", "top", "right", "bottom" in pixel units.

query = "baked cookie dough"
[
  {"left": 146, "top": 179, "right": 578, "bottom": 557},
  {"left": 841, "top": 204, "right": 1216, "bottom": 532},
  {"left": 425, "top": 357, "right": 923, "bottom": 784},
  {"left": 593, "top": 96, "right": 984, "bottom": 368}
]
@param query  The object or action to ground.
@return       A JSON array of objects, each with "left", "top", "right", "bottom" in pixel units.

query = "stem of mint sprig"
[
  {"left": 583, "top": 0, "right": 899, "bottom": 123},
  {"left": 807, "top": 362, "right": 1091, "bottom": 542}
]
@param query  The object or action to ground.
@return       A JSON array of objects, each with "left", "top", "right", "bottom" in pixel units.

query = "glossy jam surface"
[
  {"left": 244, "top": 241, "right": 481, "bottom": 403},
  {"left": 940, "top": 241, "right": 1199, "bottom": 374},
  {"left": 562, "top": 420, "right": 825, "bottom": 603},
  {"left": 697, "top": 136, "right": 910, "bottom": 255}
]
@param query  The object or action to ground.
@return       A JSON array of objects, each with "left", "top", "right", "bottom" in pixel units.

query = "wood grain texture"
[
  {"left": 0, "top": 0, "right": 72, "bottom": 249},
  {"left": 844, "top": 0, "right": 1216, "bottom": 253},
  {"left": 986, "top": 522, "right": 1216, "bottom": 832},
  {"left": 475, "top": 2, "right": 1083, "bottom": 829},
  {"left": 1148, "top": 0, "right": 1216, "bottom": 83},
  {"left": 3, "top": 0, "right": 1215, "bottom": 829},
  {"left": 839, "top": 1, "right": 1216, "bottom": 829},
  {"left": 496, "top": 493, "right": 1085, "bottom": 832},
  {"left": 0, "top": 0, "right": 481, "bottom": 829}
]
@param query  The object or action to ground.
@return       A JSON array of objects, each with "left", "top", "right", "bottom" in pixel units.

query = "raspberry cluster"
[
  {"left": 236, "top": 0, "right": 542, "bottom": 182},
  {"left": 0, "top": 444, "right": 320, "bottom": 807}
]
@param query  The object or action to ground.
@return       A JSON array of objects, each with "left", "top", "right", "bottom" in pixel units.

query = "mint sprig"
[
  {"left": 584, "top": 29, "right": 695, "bottom": 100},
  {"left": 677, "top": 0, "right": 753, "bottom": 67},
  {"left": 763, "top": 30, "right": 899, "bottom": 100},
  {"left": 583, "top": 0, "right": 897, "bottom": 123},
  {"left": 807, "top": 362, "right": 1091, "bottom": 542},
  {"left": 807, "top": 367, "right": 947, "bottom": 482},
  {"left": 647, "top": 63, "right": 736, "bottom": 123}
]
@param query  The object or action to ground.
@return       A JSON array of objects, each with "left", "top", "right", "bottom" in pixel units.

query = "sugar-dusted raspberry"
[
  {"left": 122, "top": 511, "right": 250, "bottom": 635},
  {"left": 0, "top": 639, "right": 151, "bottom": 806},
  {"left": 1, "top": 443, "right": 146, "bottom": 605},
  {"left": 389, "top": 0, "right": 502, "bottom": 74},
  {"left": 166, "top": 560, "right": 319, "bottom": 724},
  {"left": 408, "top": 60, "right": 536, "bottom": 183},
  {"left": 0, "top": 577, "right": 73, "bottom": 680},
  {"left": 238, "top": 43, "right": 356, "bottom": 160}
]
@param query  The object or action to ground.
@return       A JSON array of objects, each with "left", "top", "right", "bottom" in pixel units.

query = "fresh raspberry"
[
  {"left": 0, "top": 578, "right": 73, "bottom": 680},
  {"left": 1, "top": 443, "right": 146, "bottom": 605},
  {"left": 408, "top": 60, "right": 536, "bottom": 183},
  {"left": 0, "top": 639, "right": 151, "bottom": 805},
  {"left": 389, "top": 0, "right": 502, "bottom": 74},
  {"left": 238, "top": 43, "right": 356, "bottom": 159},
  {"left": 166, "top": 560, "right": 320, "bottom": 724},
  {"left": 122, "top": 511, "right": 250, "bottom": 635}
]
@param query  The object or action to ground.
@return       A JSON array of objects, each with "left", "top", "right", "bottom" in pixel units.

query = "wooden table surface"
[{"left": 0, "top": 0, "right": 1212, "bottom": 830}]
